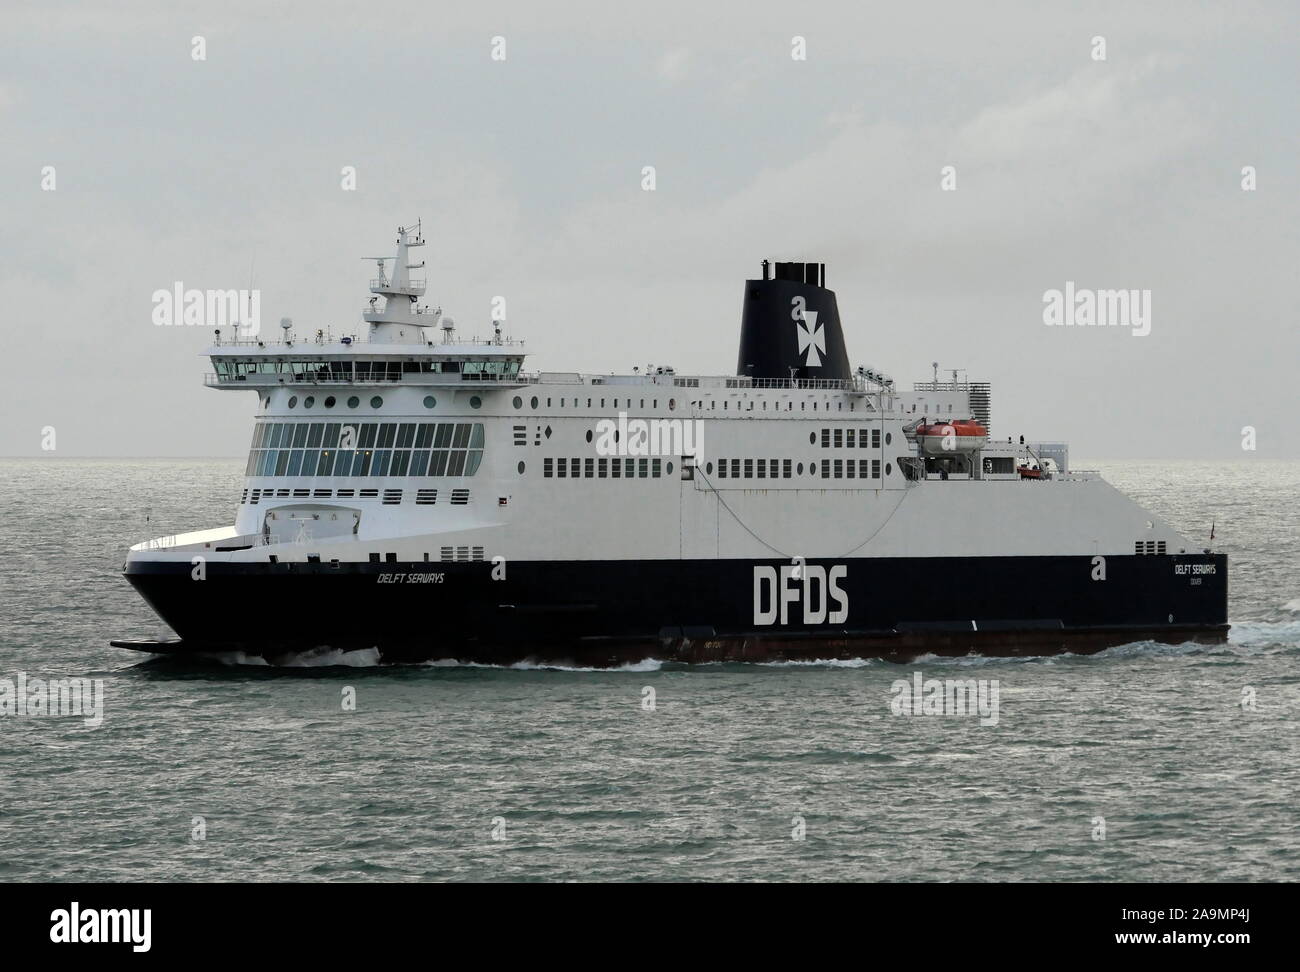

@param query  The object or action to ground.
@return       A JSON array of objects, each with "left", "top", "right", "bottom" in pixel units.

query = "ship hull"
[{"left": 120, "top": 553, "right": 1228, "bottom": 665}]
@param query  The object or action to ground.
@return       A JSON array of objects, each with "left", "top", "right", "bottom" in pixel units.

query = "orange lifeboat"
[
  {"left": 1017, "top": 464, "right": 1043, "bottom": 479},
  {"left": 915, "top": 418, "right": 988, "bottom": 455}
]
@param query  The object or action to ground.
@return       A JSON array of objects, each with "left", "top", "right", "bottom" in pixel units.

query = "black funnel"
[{"left": 736, "top": 261, "right": 851, "bottom": 382}]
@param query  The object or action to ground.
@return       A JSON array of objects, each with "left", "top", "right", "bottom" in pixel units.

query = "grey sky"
[{"left": 3, "top": 0, "right": 1296, "bottom": 458}]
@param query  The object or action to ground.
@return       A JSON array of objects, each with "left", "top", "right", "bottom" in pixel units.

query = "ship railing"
[
  {"left": 362, "top": 307, "right": 442, "bottom": 318},
  {"left": 725, "top": 377, "right": 863, "bottom": 390},
  {"left": 369, "top": 277, "right": 426, "bottom": 290},
  {"left": 209, "top": 335, "right": 527, "bottom": 348},
  {"left": 204, "top": 372, "right": 529, "bottom": 387}
]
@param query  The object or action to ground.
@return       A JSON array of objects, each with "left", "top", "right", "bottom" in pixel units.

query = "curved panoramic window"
[
  {"left": 370, "top": 396, "right": 383, "bottom": 409},
  {"left": 246, "top": 421, "right": 488, "bottom": 480},
  {"left": 347, "top": 396, "right": 360, "bottom": 408},
  {"left": 324, "top": 396, "right": 336, "bottom": 408},
  {"left": 287, "top": 396, "right": 298, "bottom": 408},
  {"left": 423, "top": 396, "right": 436, "bottom": 408}
]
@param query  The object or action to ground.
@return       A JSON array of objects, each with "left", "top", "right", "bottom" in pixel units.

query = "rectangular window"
[
  {"left": 585, "top": 458, "right": 594, "bottom": 478},
  {"left": 611, "top": 458, "right": 621, "bottom": 478},
  {"left": 598, "top": 458, "right": 608, "bottom": 478},
  {"left": 846, "top": 459, "right": 855, "bottom": 479},
  {"left": 651, "top": 458, "right": 661, "bottom": 478},
  {"left": 625, "top": 459, "right": 635, "bottom": 478},
  {"left": 396, "top": 423, "right": 416, "bottom": 448},
  {"left": 846, "top": 429, "right": 855, "bottom": 448},
  {"left": 358, "top": 423, "right": 378, "bottom": 448},
  {"left": 783, "top": 459, "right": 792, "bottom": 478},
  {"left": 744, "top": 459, "right": 753, "bottom": 478},
  {"left": 378, "top": 424, "right": 396, "bottom": 448},
  {"left": 718, "top": 459, "right": 727, "bottom": 479},
  {"left": 416, "top": 423, "right": 435, "bottom": 448},
  {"left": 731, "top": 459, "right": 740, "bottom": 478},
  {"left": 391, "top": 451, "right": 410, "bottom": 476},
  {"left": 821, "top": 459, "right": 830, "bottom": 478},
  {"left": 834, "top": 429, "right": 843, "bottom": 448},
  {"left": 821, "top": 428, "right": 830, "bottom": 448},
  {"left": 872, "top": 459, "right": 881, "bottom": 478},
  {"left": 410, "top": 451, "right": 429, "bottom": 476},
  {"left": 557, "top": 458, "right": 567, "bottom": 478},
  {"left": 872, "top": 429, "right": 880, "bottom": 448},
  {"left": 638, "top": 458, "right": 648, "bottom": 478},
  {"left": 544, "top": 458, "right": 553, "bottom": 478},
  {"left": 834, "top": 459, "right": 843, "bottom": 478},
  {"left": 756, "top": 460, "right": 766, "bottom": 479},
  {"left": 307, "top": 423, "right": 324, "bottom": 448},
  {"left": 322, "top": 423, "right": 341, "bottom": 448},
  {"left": 371, "top": 450, "right": 391, "bottom": 477}
]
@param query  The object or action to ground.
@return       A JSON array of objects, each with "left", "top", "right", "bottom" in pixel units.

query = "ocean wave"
[
  {"left": 422, "top": 658, "right": 665, "bottom": 673},
  {"left": 1227, "top": 619, "right": 1300, "bottom": 648},
  {"left": 197, "top": 647, "right": 383, "bottom": 668},
  {"left": 755, "top": 657, "right": 878, "bottom": 668}
]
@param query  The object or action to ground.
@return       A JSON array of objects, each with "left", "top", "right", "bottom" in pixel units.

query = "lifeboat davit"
[{"left": 915, "top": 418, "right": 988, "bottom": 455}]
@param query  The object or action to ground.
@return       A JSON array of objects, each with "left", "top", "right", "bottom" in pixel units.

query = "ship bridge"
[{"left": 204, "top": 219, "right": 528, "bottom": 389}]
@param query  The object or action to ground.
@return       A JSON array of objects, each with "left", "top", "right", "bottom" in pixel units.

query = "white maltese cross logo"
[{"left": 796, "top": 310, "right": 825, "bottom": 367}]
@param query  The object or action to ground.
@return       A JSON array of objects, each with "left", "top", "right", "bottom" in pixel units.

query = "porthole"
[
  {"left": 324, "top": 396, "right": 336, "bottom": 408},
  {"left": 530, "top": 396, "right": 539, "bottom": 409},
  {"left": 809, "top": 432, "right": 816, "bottom": 444},
  {"left": 886, "top": 462, "right": 893, "bottom": 476},
  {"left": 347, "top": 396, "right": 360, "bottom": 408},
  {"left": 797, "top": 462, "right": 804, "bottom": 475},
  {"left": 370, "top": 396, "right": 383, "bottom": 409},
  {"left": 469, "top": 396, "right": 482, "bottom": 409},
  {"left": 287, "top": 396, "right": 298, "bottom": 408},
  {"left": 811, "top": 464, "right": 818, "bottom": 476},
  {"left": 513, "top": 396, "right": 523, "bottom": 409},
  {"left": 303, "top": 396, "right": 315, "bottom": 408},
  {"left": 885, "top": 432, "right": 892, "bottom": 445},
  {"left": 706, "top": 462, "right": 713, "bottom": 474},
  {"left": 517, "top": 461, "right": 526, "bottom": 474},
  {"left": 585, "top": 430, "right": 593, "bottom": 443},
  {"left": 423, "top": 396, "right": 437, "bottom": 408}
]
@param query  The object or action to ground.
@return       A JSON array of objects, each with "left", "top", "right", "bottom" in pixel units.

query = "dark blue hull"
[{"left": 118, "top": 553, "right": 1229, "bottom": 664}]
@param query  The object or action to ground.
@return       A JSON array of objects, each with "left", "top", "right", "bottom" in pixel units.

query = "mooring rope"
[{"left": 692, "top": 464, "right": 914, "bottom": 561}]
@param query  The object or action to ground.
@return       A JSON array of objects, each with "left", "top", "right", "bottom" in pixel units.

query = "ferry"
[{"left": 114, "top": 223, "right": 1229, "bottom": 664}]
